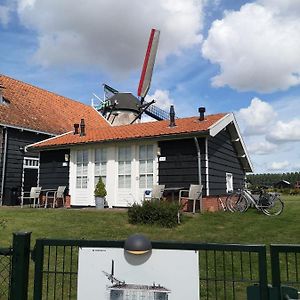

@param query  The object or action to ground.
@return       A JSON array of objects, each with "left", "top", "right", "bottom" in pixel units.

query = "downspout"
[
  {"left": 0, "top": 128, "right": 8, "bottom": 206},
  {"left": 194, "top": 137, "right": 203, "bottom": 212}
]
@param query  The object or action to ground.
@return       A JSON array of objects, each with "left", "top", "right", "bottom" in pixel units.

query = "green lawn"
[{"left": 1, "top": 195, "right": 299, "bottom": 247}]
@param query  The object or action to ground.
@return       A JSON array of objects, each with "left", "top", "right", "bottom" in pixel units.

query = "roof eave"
[
  {"left": 208, "top": 113, "right": 254, "bottom": 173},
  {"left": 29, "top": 130, "right": 210, "bottom": 151},
  {"left": 0, "top": 123, "right": 57, "bottom": 136}
]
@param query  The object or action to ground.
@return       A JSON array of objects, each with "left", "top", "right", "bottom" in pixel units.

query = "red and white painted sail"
[{"left": 137, "top": 28, "right": 160, "bottom": 98}]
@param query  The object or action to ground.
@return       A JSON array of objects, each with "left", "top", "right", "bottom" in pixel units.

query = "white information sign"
[{"left": 78, "top": 247, "right": 199, "bottom": 300}]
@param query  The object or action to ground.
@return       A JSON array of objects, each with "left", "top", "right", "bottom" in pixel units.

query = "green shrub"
[
  {"left": 289, "top": 189, "right": 300, "bottom": 195},
  {"left": 94, "top": 177, "right": 107, "bottom": 197},
  {"left": 128, "top": 200, "right": 180, "bottom": 228}
]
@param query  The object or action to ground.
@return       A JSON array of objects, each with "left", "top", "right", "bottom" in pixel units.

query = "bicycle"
[
  {"left": 226, "top": 187, "right": 284, "bottom": 216},
  {"left": 217, "top": 195, "right": 227, "bottom": 211}
]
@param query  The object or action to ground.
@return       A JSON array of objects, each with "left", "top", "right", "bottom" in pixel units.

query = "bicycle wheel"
[
  {"left": 261, "top": 195, "right": 284, "bottom": 216},
  {"left": 226, "top": 193, "right": 249, "bottom": 212}
]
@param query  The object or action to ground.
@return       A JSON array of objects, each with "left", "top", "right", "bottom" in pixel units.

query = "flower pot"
[
  {"left": 95, "top": 197, "right": 105, "bottom": 209},
  {"left": 65, "top": 195, "right": 71, "bottom": 208}
]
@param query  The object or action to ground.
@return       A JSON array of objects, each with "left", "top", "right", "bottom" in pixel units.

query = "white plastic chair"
[
  {"left": 45, "top": 186, "right": 66, "bottom": 208},
  {"left": 21, "top": 187, "right": 42, "bottom": 208},
  {"left": 144, "top": 185, "right": 165, "bottom": 201},
  {"left": 179, "top": 184, "right": 203, "bottom": 213}
]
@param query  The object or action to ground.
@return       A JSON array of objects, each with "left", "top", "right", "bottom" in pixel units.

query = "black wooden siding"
[
  {"left": 208, "top": 129, "right": 245, "bottom": 196},
  {"left": 158, "top": 138, "right": 207, "bottom": 196},
  {"left": 0, "top": 127, "right": 4, "bottom": 196},
  {"left": 1, "top": 127, "right": 50, "bottom": 205},
  {"left": 39, "top": 150, "right": 70, "bottom": 191}
]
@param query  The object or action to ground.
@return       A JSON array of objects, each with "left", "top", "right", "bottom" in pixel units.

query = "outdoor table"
[
  {"left": 40, "top": 189, "right": 57, "bottom": 208},
  {"left": 163, "top": 187, "right": 186, "bottom": 202}
]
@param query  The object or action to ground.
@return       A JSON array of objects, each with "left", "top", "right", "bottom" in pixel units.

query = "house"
[
  {"left": 273, "top": 180, "right": 291, "bottom": 189},
  {"left": 0, "top": 74, "right": 109, "bottom": 205},
  {"left": 28, "top": 107, "right": 253, "bottom": 209}
]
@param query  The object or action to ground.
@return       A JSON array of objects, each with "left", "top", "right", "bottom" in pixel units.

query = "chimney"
[
  {"left": 73, "top": 123, "right": 79, "bottom": 135},
  {"left": 0, "top": 85, "right": 4, "bottom": 103},
  {"left": 169, "top": 105, "right": 176, "bottom": 127},
  {"left": 198, "top": 107, "right": 206, "bottom": 121},
  {"left": 80, "top": 119, "right": 86, "bottom": 136}
]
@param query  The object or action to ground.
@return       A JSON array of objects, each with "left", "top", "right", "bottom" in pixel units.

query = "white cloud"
[
  {"left": 258, "top": 0, "right": 300, "bottom": 17},
  {"left": 237, "top": 97, "right": 277, "bottom": 135},
  {"left": 247, "top": 140, "right": 278, "bottom": 155},
  {"left": 268, "top": 160, "right": 290, "bottom": 171},
  {"left": 202, "top": 2, "right": 300, "bottom": 92},
  {"left": 15, "top": 0, "right": 203, "bottom": 73},
  {"left": 266, "top": 119, "right": 300, "bottom": 142},
  {"left": 291, "top": 163, "right": 300, "bottom": 171},
  {"left": 145, "top": 89, "right": 173, "bottom": 111},
  {"left": 0, "top": 5, "right": 11, "bottom": 26}
]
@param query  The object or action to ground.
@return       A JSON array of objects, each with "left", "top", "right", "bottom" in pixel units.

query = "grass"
[
  {"left": 0, "top": 195, "right": 299, "bottom": 247},
  {"left": 0, "top": 195, "right": 299, "bottom": 299}
]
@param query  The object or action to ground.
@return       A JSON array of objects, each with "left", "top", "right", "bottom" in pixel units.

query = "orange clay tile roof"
[
  {"left": 31, "top": 113, "right": 227, "bottom": 150},
  {"left": 0, "top": 74, "right": 109, "bottom": 135}
]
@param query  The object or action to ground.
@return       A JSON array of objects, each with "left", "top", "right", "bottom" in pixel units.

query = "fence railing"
[
  {"left": 0, "top": 232, "right": 32, "bottom": 300},
  {"left": 31, "top": 239, "right": 271, "bottom": 300},
  {"left": 2, "top": 233, "right": 300, "bottom": 299},
  {"left": 271, "top": 244, "right": 300, "bottom": 300},
  {"left": 0, "top": 247, "right": 12, "bottom": 300}
]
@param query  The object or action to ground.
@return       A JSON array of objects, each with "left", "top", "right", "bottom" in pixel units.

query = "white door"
[
  {"left": 74, "top": 149, "right": 92, "bottom": 205},
  {"left": 138, "top": 145, "right": 155, "bottom": 201},
  {"left": 117, "top": 146, "right": 135, "bottom": 206}
]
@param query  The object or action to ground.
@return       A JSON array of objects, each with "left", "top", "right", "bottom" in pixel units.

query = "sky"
[{"left": 1, "top": 0, "right": 300, "bottom": 174}]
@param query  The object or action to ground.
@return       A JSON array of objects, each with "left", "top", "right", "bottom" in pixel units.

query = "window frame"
[
  {"left": 118, "top": 146, "right": 131, "bottom": 189},
  {"left": 76, "top": 150, "right": 88, "bottom": 189},
  {"left": 94, "top": 148, "right": 107, "bottom": 187},
  {"left": 226, "top": 172, "right": 233, "bottom": 193},
  {"left": 139, "top": 144, "right": 154, "bottom": 189}
]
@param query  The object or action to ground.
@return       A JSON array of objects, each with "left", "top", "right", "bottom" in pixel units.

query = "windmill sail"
[
  {"left": 104, "top": 84, "right": 118, "bottom": 100},
  {"left": 137, "top": 29, "right": 160, "bottom": 99},
  {"left": 144, "top": 103, "right": 169, "bottom": 120}
]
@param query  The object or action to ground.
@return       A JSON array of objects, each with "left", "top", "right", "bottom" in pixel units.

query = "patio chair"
[
  {"left": 144, "top": 184, "right": 165, "bottom": 201},
  {"left": 44, "top": 186, "right": 66, "bottom": 208},
  {"left": 21, "top": 187, "right": 42, "bottom": 208},
  {"left": 179, "top": 184, "right": 203, "bottom": 213}
]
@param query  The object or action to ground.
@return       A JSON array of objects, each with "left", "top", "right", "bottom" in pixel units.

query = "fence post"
[
  {"left": 258, "top": 246, "right": 269, "bottom": 300},
  {"left": 247, "top": 246, "right": 269, "bottom": 300},
  {"left": 270, "top": 245, "right": 281, "bottom": 300},
  {"left": 32, "top": 239, "right": 44, "bottom": 300},
  {"left": 9, "top": 232, "right": 31, "bottom": 300}
]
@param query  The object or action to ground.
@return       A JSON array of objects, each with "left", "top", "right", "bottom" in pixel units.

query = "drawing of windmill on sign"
[{"left": 103, "top": 260, "right": 171, "bottom": 300}]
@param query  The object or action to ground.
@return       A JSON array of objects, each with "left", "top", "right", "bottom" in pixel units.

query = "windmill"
[
  {"left": 95, "top": 29, "right": 172, "bottom": 125},
  {"left": 102, "top": 259, "right": 171, "bottom": 300},
  {"left": 102, "top": 260, "right": 125, "bottom": 286}
]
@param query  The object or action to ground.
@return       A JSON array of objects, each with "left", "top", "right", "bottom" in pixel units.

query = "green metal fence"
[
  {"left": 31, "top": 239, "right": 269, "bottom": 300},
  {"left": 0, "top": 248, "right": 12, "bottom": 300},
  {"left": 0, "top": 233, "right": 31, "bottom": 300},
  {"left": 2, "top": 233, "right": 300, "bottom": 299},
  {"left": 271, "top": 244, "right": 300, "bottom": 300}
]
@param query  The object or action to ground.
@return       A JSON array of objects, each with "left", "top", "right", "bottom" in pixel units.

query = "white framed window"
[
  {"left": 23, "top": 157, "right": 39, "bottom": 169},
  {"left": 139, "top": 145, "right": 154, "bottom": 189},
  {"left": 226, "top": 173, "right": 233, "bottom": 193},
  {"left": 118, "top": 146, "right": 131, "bottom": 188},
  {"left": 76, "top": 150, "right": 88, "bottom": 189},
  {"left": 94, "top": 148, "right": 107, "bottom": 186}
]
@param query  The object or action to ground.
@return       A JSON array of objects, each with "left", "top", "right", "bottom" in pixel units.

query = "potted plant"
[{"left": 94, "top": 177, "right": 107, "bottom": 209}]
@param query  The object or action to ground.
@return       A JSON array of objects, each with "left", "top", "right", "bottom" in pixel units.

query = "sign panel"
[{"left": 78, "top": 247, "right": 199, "bottom": 300}]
